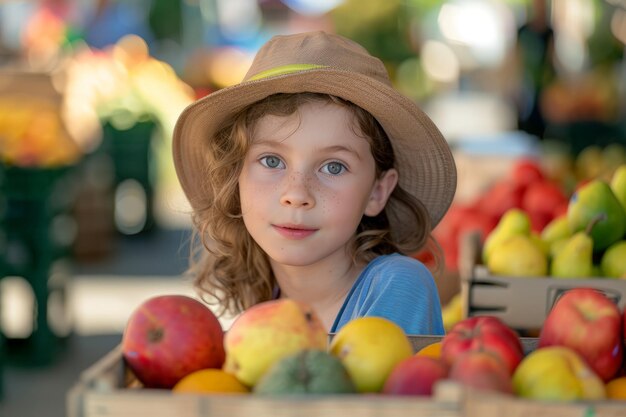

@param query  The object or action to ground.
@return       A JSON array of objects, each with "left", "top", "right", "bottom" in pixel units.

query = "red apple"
[
  {"left": 621, "top": 308, "right": 626, "bottom": 377},
  {"left": 122, "top": 295, "right": 226, "bottom": 388},
  {"left": 438, "top": 234, "right": 459, "bottom": 271},
  {"left": 522, "top": 180, "right": 568, "bottom": 227},
  {"left": 552, "top": 201, "right": 569, "bottom": 218},
  {"left": 441, "top": 316, "right": 524, "bottom": 376},
  {"left": 528, "top": 210, "right": 553, "bottom": 233},
  {"left": 382, "top": 356, "right": 449, "bottom": 396},
  {"left": 477, "top": 180, "right": 524, "bottom": 221},
  {"left": 413, "top": 248, "right": 436, "bottom": 270},
  {"left": 538, "top": 288, "right": 623, "bottom": 381},
  {"left": 432, "top": 203, "right": 469, "bottom": 240},
  {"left": 433, "top": 203, "right": 497, "bottom": 272},
  {"left": 510, "top": 158, "right": 544, "bottom": 190},
  {"left": 448, "top": 349, "right": 513, "bottom": 394},
  {"left": 455, "top": 210, "right": 497, "bottom": 244}
]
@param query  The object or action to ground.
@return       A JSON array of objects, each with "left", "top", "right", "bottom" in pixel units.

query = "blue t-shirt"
[{"left": 330, "top": 253, "right": 445, "bottom": 336}]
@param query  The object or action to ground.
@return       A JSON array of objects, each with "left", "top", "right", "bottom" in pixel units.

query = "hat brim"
[{"left": 173, "top": 68, "right": 456, "bottom": 230}]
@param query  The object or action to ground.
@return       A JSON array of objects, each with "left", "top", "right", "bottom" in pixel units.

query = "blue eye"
[
  {"left": 260, "top": 155, "right": 284, "bottom": 169},
  {"left": 322, "top": 161, "right": 346, "bottom": 175}
]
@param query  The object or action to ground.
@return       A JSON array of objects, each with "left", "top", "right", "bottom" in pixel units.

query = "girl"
[{"left": 173, "top": 31, "right": 457, "bottom": 334}]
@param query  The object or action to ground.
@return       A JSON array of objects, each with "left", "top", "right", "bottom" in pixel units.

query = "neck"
[{"left": 270, "top": 253, "right": 363, "bottom": 331}]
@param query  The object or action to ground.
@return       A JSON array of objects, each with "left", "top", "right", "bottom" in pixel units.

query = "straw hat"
[{"left": 173, "top": 31, "right": 456, "bottom": 236}]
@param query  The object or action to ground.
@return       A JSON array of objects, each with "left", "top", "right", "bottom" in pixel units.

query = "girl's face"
[{"left": 238, "top": 101, "right": 397, "bottom": 268}]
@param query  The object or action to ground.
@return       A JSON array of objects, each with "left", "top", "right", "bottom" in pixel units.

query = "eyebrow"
[{"left": 251, "top": 139, "right": 362, "bottom": 160}]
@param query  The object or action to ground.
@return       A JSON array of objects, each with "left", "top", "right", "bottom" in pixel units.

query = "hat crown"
[{"left": 244, "top": 31, "right": 392, "bottom": 87}]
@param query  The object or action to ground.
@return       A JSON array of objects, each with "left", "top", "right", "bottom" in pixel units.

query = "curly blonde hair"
[{"left": 189, "top": 93, "right": 442, "bottom": 316}]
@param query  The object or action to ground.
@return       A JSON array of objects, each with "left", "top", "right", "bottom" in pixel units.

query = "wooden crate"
[
  {"left": 459, "top": 232, "right": 626, "bottom": 330},
  {"left": 66, "top": 337, "right": 462, "bottom": 417},
  {"left": 67, "top": 336, "right": 626, "bottom": 417}
]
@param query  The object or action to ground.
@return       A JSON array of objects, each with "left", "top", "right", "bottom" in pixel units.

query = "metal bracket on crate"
[
  {"left": 468, "top": 276, "right": 626, "bottom": 330},
  {"left": 546, "top": 286, "right": 623, "bottom": 313}
]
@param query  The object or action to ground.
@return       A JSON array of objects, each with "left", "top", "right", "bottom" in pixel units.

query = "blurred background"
[{"left": 0, "top": 0, "right": 624, "bottom": 415}]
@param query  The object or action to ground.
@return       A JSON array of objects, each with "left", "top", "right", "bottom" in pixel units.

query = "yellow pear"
[
  {"left": 540, "top": 215, "right": 571, "bottom": 248},
  {"left": 550, "top": 232, "right": 594, "bottom": 279},
  {"left": 530, "top": 232, "right": 549, "bottom": 256},
  {"left": 487, "top": 234, "right": 548, "bottom": 277},
  {"left": 329, "top": 317, "right": 413, "bottom": 393},
  {"left": 513, "top": 346, "right": 606, "bottom": 401},
  {"left": 482, "top": 208, "right": 531, "bottom": 264},
  {"left": 603, "top": 144, "right": 626, "bottom": 174},
  {"left": 575, "top": 145, "right": 604, "bottom": 180},
  {"left": 549, "top": 237, "right": 569, "bottom": 259}
]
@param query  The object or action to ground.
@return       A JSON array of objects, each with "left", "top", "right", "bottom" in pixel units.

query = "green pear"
[
  {"left": 550, "top": 231, "right": 594, "bottom": 278},
  {"left": 610, "top": 164, "right": 626, "bottom": 212},
  {"left": 591, "top": 264, "right": 602, "bottom": 277},
  {"left": 540, "top": 215, "right": 571, "bottom": 248},
  {"left": 567, "top": 180, "right": 626, "bottom": 252},
  {"left": 482, "top": 208, "right": 531, "bottom": 264},
  {"left": 600, "top": 240, "right": 626, "bottom": 278},
  {"left": 487, "top": 235, "right": 548, "bottom": 277}
]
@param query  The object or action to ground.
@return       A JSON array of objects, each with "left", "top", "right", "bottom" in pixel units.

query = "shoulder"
[
  {"left": 361, "top": 253, "right": 435, "bottom": 289},
  {"left": 332, "top": 254, "right": 444, "bottom": 336}
]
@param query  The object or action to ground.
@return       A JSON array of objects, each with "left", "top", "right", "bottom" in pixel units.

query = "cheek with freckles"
[{"left": 319, "top": 186, "right": 370, "bottom": 229}]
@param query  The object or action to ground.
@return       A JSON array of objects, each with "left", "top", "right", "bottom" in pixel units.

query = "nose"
[{"left": 280, "top": 172, "right": 315, "bottom": 208}]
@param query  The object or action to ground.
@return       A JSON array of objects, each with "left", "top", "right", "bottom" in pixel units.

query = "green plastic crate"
[
  {"left": 0, "top": 164, "right": 77, "bottom": 366},
  {"left": 101, "top": 120, "right": 157, "bottom": 234}
]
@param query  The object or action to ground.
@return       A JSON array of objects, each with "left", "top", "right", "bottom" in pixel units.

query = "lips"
[{"left": 273, "top": 224, "right": 318, "bottom": 240}]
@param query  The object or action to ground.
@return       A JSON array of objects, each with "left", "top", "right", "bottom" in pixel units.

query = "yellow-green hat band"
[{"left": 248, "top": 64, "right": 328, "bottom": 81}]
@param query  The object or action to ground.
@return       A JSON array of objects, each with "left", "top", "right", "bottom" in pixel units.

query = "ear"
[{"left": 364, "top": 168, "right": 398, "bottom": 217}]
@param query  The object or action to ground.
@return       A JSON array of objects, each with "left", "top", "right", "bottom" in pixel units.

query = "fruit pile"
[
  {"left": 433, "top": 158, "right": 569, "bottom": 272},
  {"left": 484, "top": 164, "right": 626, "bottom": 278},
  {"left": 0, "top": 96, "right": 81, "bottom": 167},
  {"left": 434, "top": 146, "right": 626, "bottom": 274},
  {"left": 434, "top": 148, "right": 626, "bottom": 333},
  {"left": 121, "top": 290, "right": 626, "bottom": 401}
]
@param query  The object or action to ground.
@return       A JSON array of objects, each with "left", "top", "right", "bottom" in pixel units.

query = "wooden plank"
[
  {"left": 461, "top": 387, "right": 626, "bottom": 417},
  {"left": 68, "top": 345, "right": 463, "bottom": 417},
  {"left": 80, "top": 389, "right": 461, "bottom": 417}
]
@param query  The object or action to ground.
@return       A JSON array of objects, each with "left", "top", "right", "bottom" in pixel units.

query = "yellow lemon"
[
  {"left": 172, "top": 369, "right": 249, "bottom": 394},
  {"left": 513, "top": 347, "right": 605, "bottom": 401},
  {"left": 329, "top": 317, "right": 413, "bottom": 393}
]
